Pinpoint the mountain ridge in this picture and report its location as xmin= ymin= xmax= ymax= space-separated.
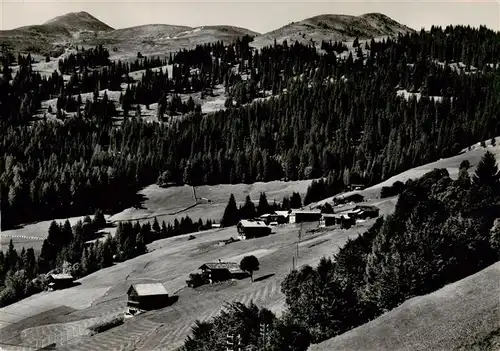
xmin=252 ymin=12 xmax=414 ymax=48
xmin=0 ymin=11 xmax=411 ymax=55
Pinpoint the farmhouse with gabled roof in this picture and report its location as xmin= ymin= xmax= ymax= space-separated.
xmin=199 ymin=261 xmax=249 ymax=283
xmin=127 ymin=283 xmax=170 ymax=313
xmin=237 ymin=219 xmax=271 ymax=240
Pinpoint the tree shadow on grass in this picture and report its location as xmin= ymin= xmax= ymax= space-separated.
xmin=253 ymin=273 xmax=275 ymax=282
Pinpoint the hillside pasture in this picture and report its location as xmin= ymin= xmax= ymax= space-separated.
xmin=2 ymin=180 xmax=313 ymax=252
xmin=310 ymin=260 xmax=500 ymax=351
xmin=1 ymin=214 xmax=111 ymax=254
xmin=313 ymin=140 xmax=500 ymax=208
xmin=0 ymin=218 xmax=378 ymax=350
xmin=109 ymin=179 xmax=315 ymax=225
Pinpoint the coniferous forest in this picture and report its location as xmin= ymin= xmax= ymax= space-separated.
xmin=2 ymin=26 xmax=500 ymax=229
xmin=182 ymin=152 xmax=500 ymax=350
xmin=2 ymin=23 xmax=500 ymax=345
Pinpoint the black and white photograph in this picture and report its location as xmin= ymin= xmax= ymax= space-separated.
xmin=0 ymin=0 xmax=499 ymax=350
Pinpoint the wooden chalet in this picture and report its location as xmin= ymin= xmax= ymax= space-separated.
xmin=259 ymin=212 xmax=288 ymax=225
xmin=289 ymin=209 xmax=322 ymax=224
xmin=319 ymin=214 xmax=339 ymax=227
xmin=346 ymin=205 xmax=380 ymax=220
xmin=274 ymin=211 xmax=290 ymax=223
xmin=237 ymin=220 xmax=271 ymax=240
xmin=199 ymin=261 xmax=248 ymax=283
xmin=319 ymin=214 xmax=355 ymax=229
xmin=354 ymin=205 xmax=380 ymax=219
xmin=348 ymin=184 xmax=365 ymax=191
xmin=47 ymin=273 xmax=75 ymax=291
xmin=127 ymin=283 xmax=169 ymax=313
xmin=334 ymin=193 xmax=365 ymax=205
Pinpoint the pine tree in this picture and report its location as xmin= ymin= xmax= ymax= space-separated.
xmin=152 ymin=217 xmax=161 ymax=232
xmin=257 ymin=192 xmax=270 ymax=216
xmin=5 ymin=239 xmax=18 ymax=272
xmin=161 ymin=221 xmax=168 ymax=237
xmin=472 ymin=151 xmax=499 ymax=187
xmin=81 ymin=248 xmax=89 ymax=275
xmin=136 ymin=231 xmax=147 ymax=255
xmin=93 ymin=209 xmax=106 ymax=229
xmin=458 ymin=160 xmax=471 ymax=181
xmin=290 ymin=192 xmax=302 ymax=209
xmin=25 ymin=248 xmax=37 ymax=278
xmin=62 ymin=219 xmax=73 ymax=247
xmin=221 ymin=194 xmax=240 ymax=227
xmin=241 ymin=195 xmax=256 ymax=219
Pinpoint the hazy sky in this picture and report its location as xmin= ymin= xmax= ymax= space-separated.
xmin=1 ymin=0 xmax=499 ymax=33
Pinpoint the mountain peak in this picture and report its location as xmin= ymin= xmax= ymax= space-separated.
xmin=359 ymin=12 xmax=391 ymax=19
xmin=44 ymin=11 xmax=113 ymax=32
xmin=252 ymin=12 xmax=414 ymax=48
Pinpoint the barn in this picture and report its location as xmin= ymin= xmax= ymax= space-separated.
xmin=354 ymin=205 xmax=380 ymax=219
xmin=47 ymin=273 xmax=75 ymax=291
xmin=274 ymin=211 xmax=290 ymax=223
xmin=319 ymin=214 xmax=355 ymax=229
xmin=259 ymin=212 xmax=288 ymax=225
xmin=198 ymin=262 xmax=248 ymax=283
xmin=127 ymin=283 xmax=170 ymax=313
xmin=289 ymin=210 xmax=322 ymax=224
xmin=237 ymin=220 xmax=271 ymax=240
xmin=319 ymin=214 xmax=338 ymax=227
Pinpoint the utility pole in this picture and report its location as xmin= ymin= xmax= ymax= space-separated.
xmin=226 ymin=333 xmax=234 ymax=351
xmin=296 ymin=222 xmax=302 ymax=265
xmin=226 ymin=333 xmax=242 ymax=351
xmin=235 ymin=333 xmax=242 ymax=351
xmin=260 ymin=323 xmax=268 ymax=350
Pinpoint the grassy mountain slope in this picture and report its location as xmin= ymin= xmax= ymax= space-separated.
xmin=91 ymin=24 xmax=260 ymax=61
xmin=43 ymin=11 xmax=114 ymax=32
xmin=307 ymin=138 xmax=500 ymax=351
xmin=99 ymin=24 xmax=192 ymax=42
xmin=0 ymin=11 xmax=259 ymax=57
xmin=1 ymin=180 xmax=314 ymax=253
xmin=0 ymin=218 xmax=376 ymax=349
xmin=310 ymin=260 xmax=500 ymax=351
xmin=252 ymin=12 xmax=414 ymax=48
xmin=313 ymin=138 xmax=500 ymax=208
xmin=0 ymin=11 xmax=112 ymax=53
xmin=0 ymin=11 xmax=410 ymax=56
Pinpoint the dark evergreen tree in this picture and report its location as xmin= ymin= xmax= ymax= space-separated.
xmin=241 ymin=195 xmax=256 ymax=219
xmin=290 ymin=193 xmax=302 ymax=209
xmin=221 ymin=194 xmax=240 ymax=227
xmin=472 ymin=151 xmax=499 ymax=187
xmin=257 ymin=192 xmax=270 ymax=216
xmin=152 ymin=217 xmax=161 ymax=233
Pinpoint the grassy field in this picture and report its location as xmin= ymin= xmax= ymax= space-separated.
xmin=0 ymin=214 xmax=112 ymax=254
xmin=1 ymin=179 xmax=313 ymax=253
xmin=109 ymin=180 xmax=315 ymax=225
xmin=313 ymin=141 xmax=500 ymax=207
xmin=310 ymin=260 xmax=500 ymax=351
xmin=0 ymin=218 xmax=377 ymax=350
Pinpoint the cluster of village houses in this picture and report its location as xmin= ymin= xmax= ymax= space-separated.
xmin=45 ymin=198 xmax=379 ymax=319
xmin=235 ymin=204 xmax=380 ymax=240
